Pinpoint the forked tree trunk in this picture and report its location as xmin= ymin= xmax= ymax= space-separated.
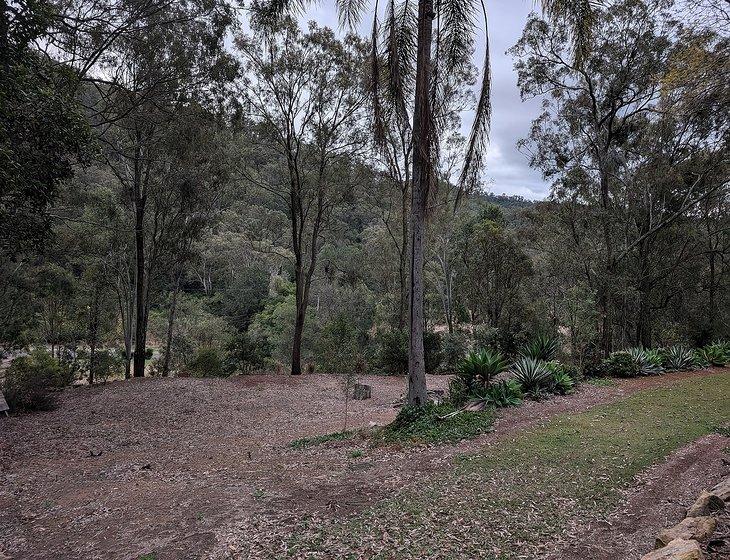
xmin=161 ymin=276 xmax=180 ymax=377
xmin=406 ymin=0 xmax=434 ymax=407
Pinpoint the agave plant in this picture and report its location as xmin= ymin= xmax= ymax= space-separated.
xmin=510 ymin=357 xmax=552 ymax=396
xmin=696 ymin=341 xmax=730 ymax=367
xmin=520 ymin=334 xmax=559 ymax=362
xmin=480 ymin=379 xmax=523 ymax=408
xmin=457 ymin=348 xmax=510 ymax=388
xmin=626 ymin=347 xmax=664 ymax=376
xmin=661 ymin=346 xmax=695 ymax=372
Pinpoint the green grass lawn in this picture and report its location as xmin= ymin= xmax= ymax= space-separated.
xmin=273 ymin=372 xmax=729 ymax=559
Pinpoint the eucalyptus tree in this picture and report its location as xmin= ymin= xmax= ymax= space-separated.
xmin=513 ymin=0 xmax=728 ymax=352
xmin=253 ymin=0 xmax=598 ymax=404
xmin=88 ymin=1 xmax=234 ymax=377
xmin=235 ymin=21 xmax=368 ymax=375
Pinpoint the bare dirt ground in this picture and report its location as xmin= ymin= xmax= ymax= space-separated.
xmin=0 ymin=369 xmax=725 ymax=560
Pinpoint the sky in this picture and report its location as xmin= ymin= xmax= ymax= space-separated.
xmin=293 ymin=1 xmax=551 ymax=200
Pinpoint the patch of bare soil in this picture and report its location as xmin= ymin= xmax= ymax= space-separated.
xmin=0 ymin=368 xmax=724 ymax=560
xmin=544 ymin=433 xmax=730 ymax=560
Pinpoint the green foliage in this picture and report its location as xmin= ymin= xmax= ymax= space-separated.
xmin=660 ymin=346 xmax=696 ymax=371
xmin=379 ymin=403 xmax=494 ymax=445
xmin=597 ymin=351 xmax=641 ymax=378
xmin=472 ymin=325 xmax=528 ymax=358
xmin=626 ymin=347 xmax=664 ymax=375
xmin=376 ymin=330 xmax=441 ymax=375
xmin=424 ymin=331 xmax=442 ymax=374
xmin=520 ymin=334 xmax=559 ymax=361
xmin=376 ymin=330 xmax=408 ymax=375
xmin=695 ymin=341 xmax=730 ymax=366
xmin=187 ymin=348 xmax=226 ymax=378
xmin=456 ymin=348 xmax=509 ymax=389
xmin=550 ymin=369 xmax=575 ymax=395
xmin=439 ymin=332 xmax=468 ymax=373
xmin=290 ymin=431 xmax=355 ymax=449
xmin=510 ymin=357 xmax=552 ymax=396
xmin=474 ymin=379 xmax=523 ymax=408
xmin=223 ymin=332 xmax=267 ymax=375
xmin=90 ymin=350 xmax=124 ymax=383
xmin=2 ymin=349 xmax=70 ymax=411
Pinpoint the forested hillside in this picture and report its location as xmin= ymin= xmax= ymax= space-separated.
xmin=0 ymin=0 xmax=727 ymax=385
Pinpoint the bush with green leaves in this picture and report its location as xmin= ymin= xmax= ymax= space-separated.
xmin=695 ymin=341 xmax=729 ymax=366
xmin=376 ymin=329 xmax=441 ymax=375
xmin=510 ymin=357 xmax=552 ymax=397
xmin=660 ymin=346 xmax=696 ymax=372
xmin=187 ymin=348 xmax=227 ymax=378
xmin=520 ymin=334 xmax=559 ymax=362
xmin=439 ymin=332 xmax=468 ymax=373
xmin=223 ymin=332 xmax=268 ymax=375
xmin=473 ymin=325 xmax=528 ymax=358
xmin=474 ymin=379 xmax=523 ymax=407
xmin=627 ymin=347 xmax=664 ymax=376
xmin=2 ymin=349 xmax=70 ymax=411
xmin=545 ymin=361 xmax=579 ymax=394
xmin=456 ymin=348 xmax=510 ymax=389
xmin=596 ymin=351 xmax=641 ymax=378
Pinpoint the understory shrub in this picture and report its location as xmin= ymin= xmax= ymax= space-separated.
xmin=2 ymin=350 xmax=70 ymax=411
xmin=473 ymin=379 xmax=523 ymax=407
xmin=377 ymin=330 xmax=441 ymax=375
xmin=223 ymin=332 xmax=268 ymax=375
xmin=593 ymin=352 xmax=640 ymax=378
xmin=187 ymin=348 xmax=226 ymax=378
xmin=439 ymin=332 xmax=468 ymax=373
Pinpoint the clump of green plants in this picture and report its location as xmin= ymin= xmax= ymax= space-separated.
xmin=376 ymin=330 xmax=441 ymax=375
xmin=474 ymin=379 xmax=523 ymax=407
xmin=520 ymin=334 xmax=559 ymax=361
xmin=378 ymin=403 xmax=494 ymax=445
xmin=457 ymin=348 xmax=510 ymax=388
xmin=187 ymin=348 xmax=227 ymax=378
xmin=509 ymin=357 xmax=552 ymax=397
xmin=2 ymin=349 xmax=71 ymax=411
xmin=695 ymin=341 xmax=729 ymax=367
xmin=660 ymin=346 xmax=695 ymax=372
xmin=593 ymin=351 xmax=641 ymax=378
xmin=627 ymin=347 xmax=664 ymax=375
xmin=289 ymin=430 xmax=355 ymax=449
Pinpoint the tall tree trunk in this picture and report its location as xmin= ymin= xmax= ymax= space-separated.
xmin=161 ymin=275 xmax=180 ymax=377
xmin=407 ymin=0 xmax=434 ymax=407
xmin=291 ymin=258 xmax=305 ymax=375
xmin=398 ymin=182 xmax=409 ymax=329
xmin=133 ymin=198 xmax=146 ymax=377
xmin=88 ymin=287 xmax=100 ymax=385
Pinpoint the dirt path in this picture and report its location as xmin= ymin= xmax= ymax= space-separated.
xmin=0 ymin=368 xmax=725 ymax=560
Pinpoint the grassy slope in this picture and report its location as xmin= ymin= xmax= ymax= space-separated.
xmin=277 ymin=372 xmax=729 ymax=559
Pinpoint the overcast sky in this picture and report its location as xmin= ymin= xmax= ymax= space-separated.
xmin=292 ymin=1 xmax=550 ymax=200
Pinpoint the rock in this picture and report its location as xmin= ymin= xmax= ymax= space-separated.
xmin=352 ymin=383 xmax=372 ymax=400
xmin=655 ymin=516 xmax=716 ymax=549
xmin=710 ymin=477 xmax=730 ymax=502
xmin=641 ymin=539 xmax=703 ymax=560
xmin=686 ymin=490 xmax=725 ymax=517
